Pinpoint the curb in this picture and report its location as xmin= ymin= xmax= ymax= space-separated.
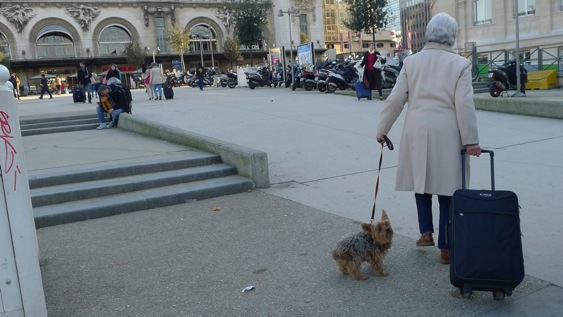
xmin=118 ymin=114 xmax=270 ymax=188
xmin=336 ymin=90 xmax=563 ymax=120
xmin=473 ymin=96 xmax=563 ymax=119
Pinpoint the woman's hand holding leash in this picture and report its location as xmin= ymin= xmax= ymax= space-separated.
xmin=376 ymin=133 xmax=394 ymax=150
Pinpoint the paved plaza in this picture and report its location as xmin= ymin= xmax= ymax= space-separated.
xmin=17 ymin=85 xmax=563 ymax=316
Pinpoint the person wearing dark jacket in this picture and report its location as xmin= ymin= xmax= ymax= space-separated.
xmin=104 ymin=64 xmax=122 ymax=83
xmin=196 ymin=64 xmax=206 ymax=90
xmin=9 ymin=73 xmax=20 ymax=100
xmin=359 ymin=43 xmax=384 ymax=100
xmin=38 ymin=74 xmax=52 ymax=99
xmin=95 ymin=85 xmax=123 ymax=129
xmin=77 ymin=62 xmax=92 ymax=103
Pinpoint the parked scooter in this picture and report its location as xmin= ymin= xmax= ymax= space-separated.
xmin=226 ymin=71 xmax=238 ymax=88
xmin=315 ymin=60 xmax=337 ymax=92
xmin=246 ymin=67 xmax=274 ymax=89
xmin=488 ymin=59 xmax=527 ymax=97
xmin=166 ymin=73 xmax=180 ymax=87
xmin=381 ymin=62 xmax=400 ymax=89
xmin=325 ymin=61 xmax=359 ymax=93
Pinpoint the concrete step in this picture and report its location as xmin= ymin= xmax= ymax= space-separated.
xmin=20 ymin=114 xmax=104 ymax=136
xmin=28 ymin=153 xmax=222 ymax=188
xmin=33 ymin=175 xmax=254 ymax=228
xmin=31 ymin=163 xmax=237 ymax=207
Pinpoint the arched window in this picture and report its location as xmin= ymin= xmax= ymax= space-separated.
xmin=99 ymin=25 xmax=132 ymax=56
xmin=0 ymin=32 xmax=8 ymax=57
xmin=189 ymin=24 xmax=216 ymax=53
xmin=36 ymin=25 xmax=74 ymax=58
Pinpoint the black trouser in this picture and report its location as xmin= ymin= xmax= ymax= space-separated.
xmin=39 ymin=87 xmax=52 ymax=99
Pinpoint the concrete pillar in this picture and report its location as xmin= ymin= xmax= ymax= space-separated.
xmin=0 ymin=65 xmax=47 ymax=316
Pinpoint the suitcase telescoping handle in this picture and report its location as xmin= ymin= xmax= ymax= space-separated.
xmin=461 ymin=149 xmax=495 ymax=190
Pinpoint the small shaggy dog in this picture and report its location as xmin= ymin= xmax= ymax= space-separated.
xmin=332 ymin=210 xmax=393 ymax=280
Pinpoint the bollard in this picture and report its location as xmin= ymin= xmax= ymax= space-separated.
xmin=0 ymin=65 xmax=47 ymax=316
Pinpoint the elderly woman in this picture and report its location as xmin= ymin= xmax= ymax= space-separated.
xmin=375 ymin=13 xmax=482 ymax=264
xmin=149 ymin=62 xmax=165 ymax=100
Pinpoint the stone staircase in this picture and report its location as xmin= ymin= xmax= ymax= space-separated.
xmin=22 ymin=115 xmax=255 ymax=228
xmin=20 ymin=114 xmax=101 ymax=136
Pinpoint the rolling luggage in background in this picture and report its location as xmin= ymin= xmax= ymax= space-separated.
xmin=449 ymin=149 xmax=524 ymax=300
xmin=72 ymin=88 xmax=85 ymax=103
xmin=163 ymin=85 xmax=174 ymax=100
xmin=355 ymin=82 xmax=371 ymax=100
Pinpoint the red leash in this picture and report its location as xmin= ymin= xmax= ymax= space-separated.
xmin=371 ymin=136 xmax=394 ymax=221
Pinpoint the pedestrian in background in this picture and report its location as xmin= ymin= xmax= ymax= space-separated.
xmin=104 ymin=64 xmax=122 ymax=84
xmin=77 ymin=62 xmax=92 ymax=103
xmin=90 ymin=73 xmax=100 ymax=99
xmin=142 ymin=64 xmax=153 ymax=100
xmin=360 ymin=43 xmax=384 ymax=100
xmin=376 ymin=12 xmax=481 ymax=265
xmin=9 ymin=73 xmax=20 ymax=100
xmin=54 ymin=74 xmax=62 ymax=95
xmin=149 ymin=62 xmax=165 ymax=100
xmin=196 ymin=64 xmax=206 ymax=91
xmin=38 ymin=74 xmax=53 ymax=100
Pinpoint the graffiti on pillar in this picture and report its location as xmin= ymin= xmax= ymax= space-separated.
xmin=0 ymin=5 xmax=36 ymax=33
xmin=0 ymin=111 xmax=22 ymax=191
xmin=66 ymin=5 xmax=101 ymax=31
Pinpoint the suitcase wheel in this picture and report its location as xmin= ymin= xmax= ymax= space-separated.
xmin=460 ymin=288 xmax=472 ymax=299
xmin=357 ymin=97 xmax=360 ymax=100
xmin=493 ymin=290 xmax=506 ymax=300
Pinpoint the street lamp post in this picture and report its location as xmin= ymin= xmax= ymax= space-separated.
xmin=199 ymin=37 xmax=204 ymax=66
xmin=146 ymin=47 xmax=160 ymax=63
xmin=278 ymin=8 xmax=300 ymax=87
xmin=513 ymin=0 xmax=525 ymax=97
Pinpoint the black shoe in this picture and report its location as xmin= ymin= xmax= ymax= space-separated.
xmin=50 ymin=96 xmax=53 ymax=99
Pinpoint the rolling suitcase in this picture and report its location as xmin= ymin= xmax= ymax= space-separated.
xmin=73 ymin=89 xmax=85 ymax=103
xmin=163 ymin=85 xmax=174 ymax=100
xmin=449 ymin=149 xmax=524 ymax=300
xmin=355 ymin=82 xmax=371 ymax=100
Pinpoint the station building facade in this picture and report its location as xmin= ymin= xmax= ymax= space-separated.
xmin=0 ymin=0 xmax=325 ymax=88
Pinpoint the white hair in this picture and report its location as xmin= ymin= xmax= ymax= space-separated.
xmin=426 ymin=12 xmax=458 ymax=46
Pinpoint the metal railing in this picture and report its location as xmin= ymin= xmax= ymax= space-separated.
xmin=464 ymin=45 xmax=563 ymax=81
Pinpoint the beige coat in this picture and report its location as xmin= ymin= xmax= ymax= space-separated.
xmin=377 ymin=43 xmax=479 ymax=196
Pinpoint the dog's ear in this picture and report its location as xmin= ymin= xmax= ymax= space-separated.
xmin=361 ymin=223 xmax=372 ymax=234
xmin=381 ymin=210 xmax=389 ymax=221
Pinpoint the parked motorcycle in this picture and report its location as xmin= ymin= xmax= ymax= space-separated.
xmin=219 ymin=71 xmax=238 ymax=88
xmin=166 ymin=73 xmax=180 ymax=87
xmin=488 ymin=59 xmax=527 ymax=97
xmin=291 ymin=67 xmax=305 ymax=91
xmin=246 ymin=67 xmax=274 ymax=89
xmin=315 ymin=60 xmax=337 ymax=92
xmin=296 ymin=67 xmax=316 ymax=91
xmin=325 ymin=61 xmax=359 ymax=93
xmin=381 ymin=62 xmax=400 ymax=89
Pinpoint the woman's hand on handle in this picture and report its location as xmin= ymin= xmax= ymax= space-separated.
xmin=465 ymin=144 xmax=481 ymax=157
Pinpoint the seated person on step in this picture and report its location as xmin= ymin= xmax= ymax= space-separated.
xmin=96 ymin=85 xmax=123 ymax=130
